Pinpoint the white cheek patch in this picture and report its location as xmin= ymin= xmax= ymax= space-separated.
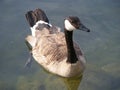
xmin=64 ymin=20 xmax=76 ymax=31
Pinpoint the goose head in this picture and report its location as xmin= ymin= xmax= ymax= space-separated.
xmin=64 ymin=16 xmax=90 ymax=32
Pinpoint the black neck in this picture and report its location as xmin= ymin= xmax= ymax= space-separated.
xmin=64 ymin=29 xmax=78 ymax=63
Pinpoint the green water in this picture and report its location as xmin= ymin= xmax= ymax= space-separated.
xmin=0 ymin=0 xmax=120 ymax=90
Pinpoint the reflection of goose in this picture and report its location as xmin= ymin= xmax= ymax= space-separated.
xmin=25 ymin=8 xmax=90 ymax=77
xmin=62 ymin=75 xmax=83 ymax=90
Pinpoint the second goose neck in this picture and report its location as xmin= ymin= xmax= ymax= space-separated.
xmin=64 ymin=29 xmax=78 ymax=63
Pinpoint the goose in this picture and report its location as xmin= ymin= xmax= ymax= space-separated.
xmin=25 ymin=8 xmax=90 ymax=77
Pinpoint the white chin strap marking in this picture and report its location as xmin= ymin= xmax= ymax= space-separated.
xmin=64 ymin=20 xmax=76 ymax=31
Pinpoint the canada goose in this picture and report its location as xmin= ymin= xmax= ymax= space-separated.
xmin=25 ymin=8 xmax=90 ymax=77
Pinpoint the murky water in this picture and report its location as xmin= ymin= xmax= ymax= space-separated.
xmin=0 ymin=0 xmax=120 ymax=90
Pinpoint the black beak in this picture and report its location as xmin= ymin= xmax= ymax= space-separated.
xmin=79 ymin=24 xmax=90 ymax=32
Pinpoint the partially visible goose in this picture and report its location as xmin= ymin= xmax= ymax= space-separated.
xmin=25 ymin=8 xmax=90 ymax=77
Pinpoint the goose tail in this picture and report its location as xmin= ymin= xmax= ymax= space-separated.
xmin=25 ymin=8 xmax=51 ymax=36
xmin=25 ymin=8 xmax=49 ymax=27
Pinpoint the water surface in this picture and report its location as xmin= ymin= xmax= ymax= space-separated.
xmin=0 ymin=0 xmax=120 ymax=90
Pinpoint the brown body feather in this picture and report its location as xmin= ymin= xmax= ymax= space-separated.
xmin=25 ymin=8 xmax=87 ymax=77
xmin=26 ymin=28 xmax=85 ymax=77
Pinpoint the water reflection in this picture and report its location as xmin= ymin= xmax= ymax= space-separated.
xmin=18 ymin=67 xmax=83 ymax=90
xmin=43 ymin=71 xmax=83 ymax=90
xmin=61 ymin=75 xmax=83 ymax=90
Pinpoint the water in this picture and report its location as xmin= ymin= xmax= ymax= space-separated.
xmin=0 ymin=0 xmax=120 ymax=90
